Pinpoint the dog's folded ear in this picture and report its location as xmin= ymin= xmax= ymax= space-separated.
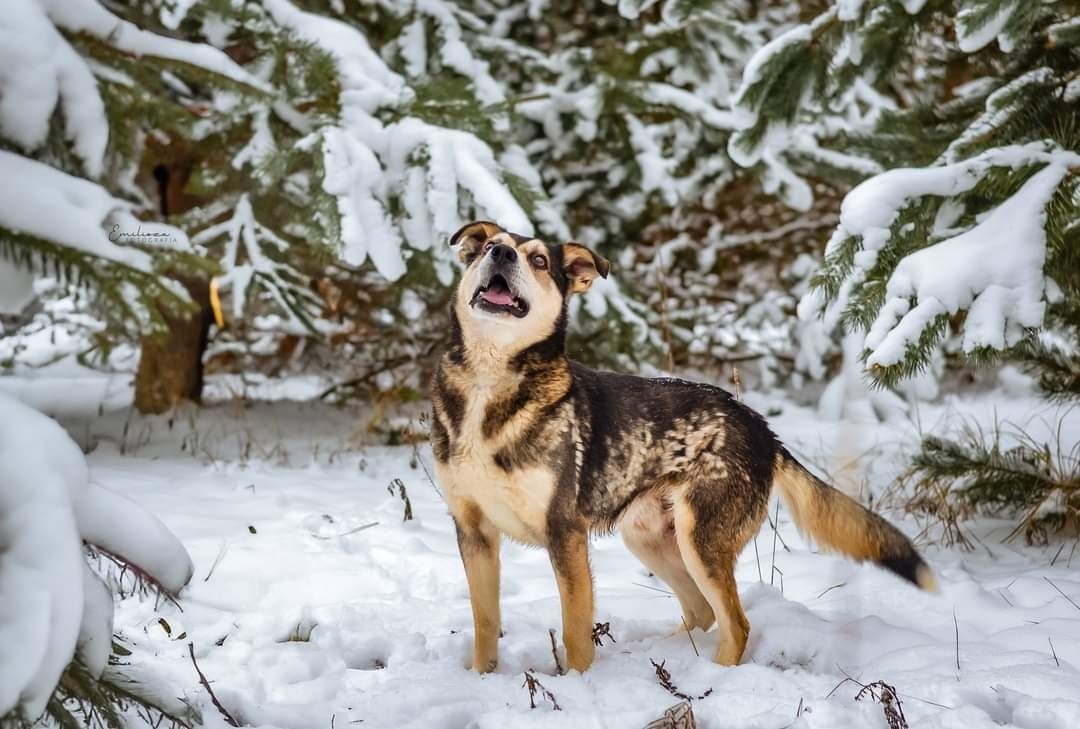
xmin=562 ymin=242 xmax=610 ymax=294
xmin=449 ymin=220 xmax=504 ymax=263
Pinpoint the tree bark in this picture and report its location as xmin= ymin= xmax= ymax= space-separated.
xmin=134 ymin=276 xmax=212 ymax=414
xmin=133 ymin=134 xmax=214 ymax=415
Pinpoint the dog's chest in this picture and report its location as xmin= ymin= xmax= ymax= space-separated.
xmin=438 ymin=392 xmax=556 ymax=545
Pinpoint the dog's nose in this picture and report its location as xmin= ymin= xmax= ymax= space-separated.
xmin=488 ymin=244 xmax=517 ymax=264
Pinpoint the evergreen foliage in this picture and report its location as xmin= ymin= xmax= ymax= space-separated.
xmin=1 ymin=0 xmax=844 ymax=394
xmin=905 ymin=418 xmax=1080 ymax=544
xmin=732 ymin=0 xmax=1080 ymax=389
xmin=734 ymin=0 xmax=1080 ymax=535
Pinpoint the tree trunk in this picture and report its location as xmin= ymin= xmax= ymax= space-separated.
xmin=133 ymin=134 xmax=214 ymax=415
xmin=134 ymin=276 xmax=212 ymax=414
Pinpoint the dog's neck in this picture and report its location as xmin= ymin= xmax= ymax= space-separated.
xmin=445 ymin=308 xmax=570 ymax=385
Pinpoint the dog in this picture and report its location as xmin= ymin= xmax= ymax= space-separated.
xmin=430 ymin=220 xmax=936 ymax=674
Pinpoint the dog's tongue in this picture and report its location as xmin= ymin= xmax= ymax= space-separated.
xmin=481 ymin=287 xmax=514 ymax=306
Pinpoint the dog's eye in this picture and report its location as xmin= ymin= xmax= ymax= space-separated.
xmin=531 ymin=254 xmax=548 ymax=270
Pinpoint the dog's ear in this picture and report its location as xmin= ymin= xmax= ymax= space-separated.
xmin=562 ymin=242 xmax=609 ymax=294
xmin=449 ymin=220 xmax=504 ymax=263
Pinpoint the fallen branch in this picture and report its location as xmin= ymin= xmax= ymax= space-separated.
xmin=188 ymin=643 xmax=240 ymax=727
xmin=549 ymin=629 xmax=565 ymax=675
xmin=650 ymin=660 xmax=712 ymax=702
xmin=522 ymin=671 xmax=561 ymax=711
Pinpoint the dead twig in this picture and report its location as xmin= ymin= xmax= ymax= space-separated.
xmin=522 ymin=671 xmax=561 ymax=711
xmin=592 ymin=622 xmax=616 ymax=647
xmin=387 ymin=479 xmax=413 ymax=521
xmin=549 ymin=629 xmax=565 ymax=676
xmin=642 ymin=701 xmax=696 ymax=729
xmin=855 ymin=681 xmax=908 ymax=729
xmin=650 ymin=660 xmax=712 ymax=702
xmin=826 ymin=676 xmax=908 ymax=729
xmin=188 ymin=643 xmax=239 ymax=727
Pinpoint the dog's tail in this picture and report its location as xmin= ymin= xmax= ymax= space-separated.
xmin=772 ymin=449 xmax=937 ymax=591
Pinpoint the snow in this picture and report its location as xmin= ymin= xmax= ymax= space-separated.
xmin=815 ymin=144 xmax=1079 ymax=368
xmin=865 ymin=161 xmax=1063 ymax=365
xmin=956 ymin=0 xmax=1020 ymax=53
xmin=39 ymin=0 xmax=268 ymax=92
xmin=943 ymin=69 xmax=1055 ymax=164
xmin=264 ymin=0 xmax=537 ymax=280
xmin=0 ymin=151 xmax=190 ymax=271
xmin=730 ymin=20 xmax=819 ymax=130
xmin=0 ymin=389 xmax=193 ymax=719
xmin=3 ymin=369 xmax=1079 ymax=728
xmin=0 ymin=0 xmax=108 ymax=177
xmin=191 ymin=194 xmax=307 ymax=323
xmin=640 ymin=83 xmax=736 ymax=130
xmin=0 ymin=259 xmax=35 ymax=315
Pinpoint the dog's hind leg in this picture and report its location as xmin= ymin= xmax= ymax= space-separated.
xmin=671 ymin=482 xmax=764 ymax=666
xmin=619 ymin=494 xmax=714 ymax=631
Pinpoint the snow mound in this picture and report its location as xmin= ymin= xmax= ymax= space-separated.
xmin=0 ymin=391 xmax=193 ymax=720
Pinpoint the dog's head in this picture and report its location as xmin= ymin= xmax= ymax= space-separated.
xmin=448 ymin=220 xmax=609 ymax=356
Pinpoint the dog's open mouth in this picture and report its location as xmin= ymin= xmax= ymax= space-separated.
xmin=471 ymin=274 xmax=529 ymax=318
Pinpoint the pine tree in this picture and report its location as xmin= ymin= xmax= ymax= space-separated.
xmin=4 ymin=0 xmax=883 ymax=410
xmin=730 ymin=0 xmax=1080 ymax=388
xmin=730 ymin=0 xmax=1080 ymax=535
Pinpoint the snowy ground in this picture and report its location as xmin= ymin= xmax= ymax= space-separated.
xmin=3 ymin=364 xmax=1080 ymax=729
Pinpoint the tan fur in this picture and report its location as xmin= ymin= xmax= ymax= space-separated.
xmin=451 ymin=221 xmax=504 ymax=263
xmin=562 ymin=242 xmax=609 ymax=293
xmin=550 ymin=529 xmax=596 ymax=672
xmin=619 ymin=495 xmax=714 ymax=631
xmin=453 ymin=236 xmax=565 ymax=362
xmin=671 ymin=489 xmax=751 ymax=665
xmin=435 ymin=221 xmax=930 ymax=675
xmin=446 ymin=498 xmax=501 ymax=672
xmin=773 ymin=455 xmax=939 ymax=591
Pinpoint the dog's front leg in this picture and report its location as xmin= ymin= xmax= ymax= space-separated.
xmin=549 ymin=527 xmax=595 ymax=672
xmin=452 ymin=500 xmax=501 ymax=673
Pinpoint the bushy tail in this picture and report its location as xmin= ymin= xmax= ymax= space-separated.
xmin=772 ymin=450 xmax=937 ymax=591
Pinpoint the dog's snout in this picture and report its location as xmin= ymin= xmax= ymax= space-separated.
xmin=488 ymin=243 xmax=517 ymax=264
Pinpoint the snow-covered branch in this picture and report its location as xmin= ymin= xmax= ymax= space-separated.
xmin=0 ymin=391 xmax=193 ymax=721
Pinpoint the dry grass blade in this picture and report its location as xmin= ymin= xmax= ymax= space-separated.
xmin=649 ymin=660 xmax=712 ymax=702
xmin=522 ymin=671 xmax=561 ymax=711
xmin=681 ymin=618 xmax=699 ymax=657
xmin=1043 ymin=576 xmax=1080 ymax=612
xmin=953 ymin=608 xmax=961 ymax=671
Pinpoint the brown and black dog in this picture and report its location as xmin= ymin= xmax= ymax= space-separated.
xmin=430 ymin=220 xmax=936 ymax=674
